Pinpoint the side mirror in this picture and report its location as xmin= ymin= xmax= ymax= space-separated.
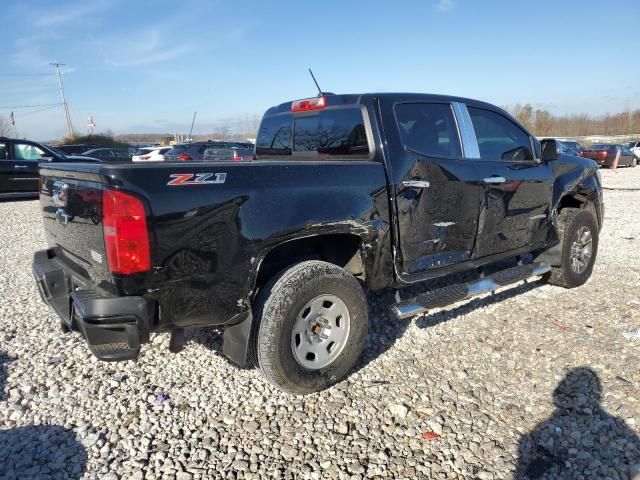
xmin=540 ymin=139 xmax=560 ymax=162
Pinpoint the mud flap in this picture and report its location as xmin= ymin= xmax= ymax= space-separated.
xmin=222 ymin=312 xmax=253 ymax=368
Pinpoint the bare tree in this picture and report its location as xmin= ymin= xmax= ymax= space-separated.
xmin=504 ymin=105 xmax=640 ymax=137
xmin=0 ymin=117 xmax=13 ymax=136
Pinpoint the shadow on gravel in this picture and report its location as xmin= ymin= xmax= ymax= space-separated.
xmin=515 ymin=368 xmax=640 ymax=480
xmin=0 ymin=351 xmax=13 ymax=401
xmin=0 ymin=352 xmax=88 ymax=479
xmin=0 ymin=196 xmax=38 ymax=203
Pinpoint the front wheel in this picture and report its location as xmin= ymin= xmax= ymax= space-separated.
xmin=544 ymin=208 xmax=598 ymax=288
xmin=252 ymin=261 xmax=368 ymax=394
xmin=632 ymin=156 xmax=638 ymax=168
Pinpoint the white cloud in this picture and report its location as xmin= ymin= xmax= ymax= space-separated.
xmin=11 ymin=34 xmax=51 ymax=68
xmin=91 ymin=29 xmax=194 ymax=67
xmin=435 ymin=0 xmax=456 ymax=12
xmin=32 ymin=0 xmax=111 ymax=27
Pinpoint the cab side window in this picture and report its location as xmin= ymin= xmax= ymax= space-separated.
xmin=14 ymin=143 xmax=45 ymax=161
xmin=395 ymin=103 xmax=461 ymax=158
xmin=468 ymin=107 xmax=533 ymax=161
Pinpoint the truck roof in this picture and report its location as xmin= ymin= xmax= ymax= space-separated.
xmin=264 ymin=92 xmax=500 ymax=116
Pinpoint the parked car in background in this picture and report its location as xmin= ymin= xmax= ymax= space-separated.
xmin=131 ymin=146 xmax=172 ymax=162
xmin=540 ymin=138 xmax=582 ymax=157
xmin=0 ymin=137 xmax=97 ymax=198
xmin=203 ymin=143 xmax=254 ymax=162
xmin=164 ymin=141 xmax=254 ymax=161
xmin=560 ymin=140 xmax=585 ymax=155
xmin=54 ymin=144 xmax=100 ymax=155
xmin=628 ymin=140 xmax=640 ymax=158
xmin=82 ymin=148 xmax=131 ymax=163
xmin=581 ymin=144 xmax=637 ymax=167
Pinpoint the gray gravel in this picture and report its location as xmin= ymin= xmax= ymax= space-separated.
xmin=1 ymin=167 xmax=639 ymax=479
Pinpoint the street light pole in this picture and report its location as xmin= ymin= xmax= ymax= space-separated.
xmin=50 ymin=62 xmax=74 ymax=137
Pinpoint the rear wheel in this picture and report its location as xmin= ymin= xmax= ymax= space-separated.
xmin=632 ymin=156 xmax=638 ymax=168
xmin=251 ymin=261 xmax=368 ymax=394
xmin=544 ymin=208 xmax=598 ymax=288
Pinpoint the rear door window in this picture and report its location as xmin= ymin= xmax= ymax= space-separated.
xmin=468 ymin=107 xmax=533 ymax=161
xmin=256 ymin=108 xmax=369 ymax=159
xmin=395 ymin=103 xmax=461 ymax=158
xmin=0 ymin=142 xmax=7 ymax=160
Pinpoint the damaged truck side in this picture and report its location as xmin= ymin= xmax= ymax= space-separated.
xmin=32 ymin=93 xmax=603 ymax=393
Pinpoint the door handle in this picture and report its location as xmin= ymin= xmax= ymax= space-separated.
xmin=402 ymin=180 xmax=431 ymax=188
xmin=483 ymin=176 xmax=506 ymax=184
xmin=14 ymin=165 xmax=29 ymax=169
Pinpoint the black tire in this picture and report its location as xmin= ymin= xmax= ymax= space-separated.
xmin=632 ymin=156 xmax=638 ymax=168
xmin=544 ymin=208 xmax=598 ymax=288
xmin=250 ymin=261 xmax=368 ymax=394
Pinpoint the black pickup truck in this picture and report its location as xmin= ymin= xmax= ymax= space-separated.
xmin=32 ymin=93 xmax=603 ymax=393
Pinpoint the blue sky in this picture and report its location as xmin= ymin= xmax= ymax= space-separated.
xmin=2 ymin=0 xmax=639 ymax=140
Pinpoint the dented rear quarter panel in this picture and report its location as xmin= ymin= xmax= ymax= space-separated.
xmin=95 ymin=161 xmax=392 ymax=330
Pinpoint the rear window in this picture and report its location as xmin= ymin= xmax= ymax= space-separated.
xmin=256 ymin=108 xmax=369 ymax=159
xmin=134 ymin=148 xmax=154 ymax=155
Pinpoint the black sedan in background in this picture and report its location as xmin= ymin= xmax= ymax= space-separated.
xmin=560 ymin=140 xmax=585 ymax=155
xmin=0 ymin=137 xmax=97 ymax=198
xmin=82 ymin=148 xmax=131 ymax=162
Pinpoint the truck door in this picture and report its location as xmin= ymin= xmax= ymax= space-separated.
xmin=383 ymin=100 xmax=484 ymax=276
xmin=0 ymin=140 xmax=11 ymax=193
xmin=465 ymin=106 xmax=553 ymax=257
xmin=8 ymin=141 xmax=43 ymax=193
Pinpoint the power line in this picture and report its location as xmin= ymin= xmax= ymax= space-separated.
xmin=0 ymin=103 xmax=63 ymax=109
xmin=15 ymin=104 xmax=62 ymax=118
xmin=0 ymin=73 xmax=56 ymax=77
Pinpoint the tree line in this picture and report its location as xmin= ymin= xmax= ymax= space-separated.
xmin=504 ymin=104 xmax=640 ymax=138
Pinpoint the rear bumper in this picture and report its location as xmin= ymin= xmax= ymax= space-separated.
xmin=32 ymin=249 xmax=153 ymax=361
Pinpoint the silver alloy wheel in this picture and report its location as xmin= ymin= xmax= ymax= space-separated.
xmin=569 ymin=225 xmax=593 ymax=274
xmin=291 ymin=294 xmax=351 ymax=370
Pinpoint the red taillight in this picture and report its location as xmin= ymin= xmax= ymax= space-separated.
xmin=601 ymin=151 xmax=608 ymax=159
xmin=291 ymin=96 xmax=326 ymax=112
xmin=139 ymin=155 xmax=151 ymax=161
xmin=232 ymin=152 xmax=243 ymax=161
xmin=102 ymin=189 xmax=150 ymax=275
xmin=177 ymin=154 xmax=192 ymax=161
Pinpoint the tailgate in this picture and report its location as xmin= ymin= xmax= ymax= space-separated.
xmin=39 ymin=164 xmax=112 ymax=287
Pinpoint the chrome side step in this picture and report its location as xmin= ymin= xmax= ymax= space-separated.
xmin=392 ymin=262 xmax=551 ymax=320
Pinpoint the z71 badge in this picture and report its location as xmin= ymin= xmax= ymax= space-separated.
xmin=167 ymin=173 xmax=227 ymax=186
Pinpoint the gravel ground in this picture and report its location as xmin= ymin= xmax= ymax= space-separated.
xmin=1 ymin=167 xmax=639 ymax=480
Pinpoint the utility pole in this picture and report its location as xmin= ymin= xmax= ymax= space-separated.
xmin=189 ymin=111 xmax=197 ymax=141
xmin=87 ymin=114 xmax=95 ymax=135
xmin=50 ymin=62 xmax=74 ymax=137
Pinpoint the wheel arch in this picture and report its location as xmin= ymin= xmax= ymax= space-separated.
xmin=536 ymin=188 xmax=600 ymax=266
xmin=252 ymin=233 xmax=367 ymax=297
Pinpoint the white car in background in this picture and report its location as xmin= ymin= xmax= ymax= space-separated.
xmin=628 ymin=140 xmax=640 ymax=159
xmin=131 ymin=146 xmax=171 ymax=162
